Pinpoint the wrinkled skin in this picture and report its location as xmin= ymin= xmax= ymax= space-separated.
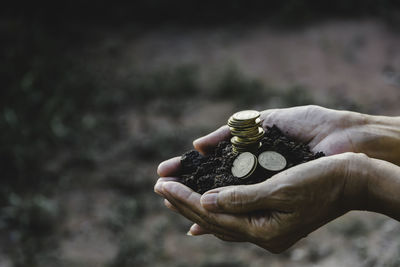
xmin=154 ymin=105 xmax=400 ymax=253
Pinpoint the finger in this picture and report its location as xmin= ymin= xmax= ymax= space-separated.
xmin=163 ymin=189 xmax=238 ymax=238
xmin=200 ymin=177 xmax=293 ymax=213
xmin=201 ymin=156 xmax=334 ymax=214
xmin=193 ymin=125 xmax=231 ymax=155
xmin=188 ymin=223 xmax=210 ymax=235
xmin=156 ymin=177 xmax=181 ymax=183
xmin=188 ymin=224 xmax=243 ymax=242
xmin=164 ymin=199 xmax=178 ymax=212
xmin=157 ymin=157 xmax=181 ymax=177
xmin=161 ymin=182 xmax=248 ymax=237
xmin=200 ymin=184 xmax=269 ymax=213
xmin=154 ymin=177 xmax=181 ymax=196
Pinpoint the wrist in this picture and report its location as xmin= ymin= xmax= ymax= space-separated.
xmin=353 ymin=113 xmax=400 ymax=165
xmin=338 ymin=152 xmax=371 ymax=212
xmin=365 ymin=158 xmax=400 ymax=220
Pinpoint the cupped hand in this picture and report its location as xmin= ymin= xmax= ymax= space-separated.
xmin=261 ymin=105 xmax=366 ymax=156
xmin=157 ymin=104 xmax=390 ymax=182
xmin=154 ymin=105 xmax=398 ymax=252
xmin=157 ymin=152 xmax=368 ymax=253
xmin=262 ymin=105 xmax=400 ymax=165
xmin=155 ymin=105 xmax=362 ymax=245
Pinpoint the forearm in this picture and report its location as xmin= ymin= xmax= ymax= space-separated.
xmin=364 ymin=157 xmax=400 ymax=221
xmin=353 ymin=114 xmax=400 ymax=165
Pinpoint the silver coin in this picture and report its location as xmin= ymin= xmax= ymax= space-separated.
xmin=258 ymin=151 xmax=287 ymax=171
xmin=231 ymin=152 xmax=257 ymax=178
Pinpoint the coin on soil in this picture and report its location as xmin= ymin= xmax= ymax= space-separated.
xmin=258 ymin=151 xmax=287 ymax=171
xmin=231 ymin=152 xmax=257 ymax=178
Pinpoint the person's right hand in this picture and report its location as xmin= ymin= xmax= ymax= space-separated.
xmin=155 ymin=105 xmax=400 ymax=248
xmin=158 ymin=152 xmax=371 ymax=253
xmin=261 ymin=105 xmax=400 ymax=165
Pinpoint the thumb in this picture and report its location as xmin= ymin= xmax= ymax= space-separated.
xmin=193 ymin=125 xmax=231 ymax=155
xmin=200 ymin=183 xmax=279 ymax=213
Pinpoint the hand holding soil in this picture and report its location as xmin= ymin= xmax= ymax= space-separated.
xmin=261 ymin=105 xmax=400 ymax=165
xmin=155 ymin=105 xmax=400 ymax=253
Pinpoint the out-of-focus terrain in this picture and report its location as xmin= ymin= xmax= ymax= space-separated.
xmin=1 ymin=4 xmax=400 ymax=267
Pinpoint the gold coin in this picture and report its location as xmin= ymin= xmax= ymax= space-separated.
xmin=231 ymin=152 xmax=257 ymax=178
xmin=234 ymin=138 xmax=258 ymax=145
xmin=232 ymin=110 xmax=260 ymax=121
xmin=235 ymin=131 xmax=264 ymax=142
xmin=230 ymin=124 xmax=260 ymax=132
xmin=258 ymin=151 xmax=287 ymax=171
xmin=231 ymin=136 xmax=258 ymax=146
xmin=228 ymin=118 xmax=257 ymax=125
xmin=230 ymin=130 xmax=260 ymax=138
xmin=243 ymin=128 xmax=265 ymax=141
xmin=228 ymin=118 xmax=261 ymax=128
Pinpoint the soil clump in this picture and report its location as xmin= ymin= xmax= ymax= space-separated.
xmin=179 ymin=126 xmax=325 ymax=194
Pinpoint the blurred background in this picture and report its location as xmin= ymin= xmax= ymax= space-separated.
xmin=1 ymin=1 xmax=400 ymax=266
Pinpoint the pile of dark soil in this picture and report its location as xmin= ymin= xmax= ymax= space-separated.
xmin=180 ymin=126 xmax=325 ymax=194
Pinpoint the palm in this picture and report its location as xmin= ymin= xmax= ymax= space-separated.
xmin=261 ymin=105 xmax=358 ymax=155
xmin=158 ymin=105 xmax=358 ymax=178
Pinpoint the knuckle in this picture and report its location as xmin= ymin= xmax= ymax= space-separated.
xmin=336 ymin=152 xmax=369 ymax=165
xmin=305 ymin=104 xmax=322 ymax=114
xmin=353 ymin=152 xmax=369 ymax=161
xmin=305 ymin=104 xmax=319 ymax=110
xmin=227 ymin=188 xmax=244 ymax=209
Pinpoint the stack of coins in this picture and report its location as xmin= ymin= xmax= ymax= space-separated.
xmin=228 ymin=110 xmax=265 ymax=154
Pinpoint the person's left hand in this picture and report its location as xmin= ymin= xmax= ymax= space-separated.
xmin=155 ymin=152 xmax=368 ymax=253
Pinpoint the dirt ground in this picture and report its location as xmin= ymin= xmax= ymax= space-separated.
xmin=130 ymin=19 xmax=400 ymax=115
xmin=5 ymin=19 xmax=400 ymax=267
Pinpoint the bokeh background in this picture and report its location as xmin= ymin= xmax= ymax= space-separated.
xmin=1 ymin=1 xmax=400 ymax=266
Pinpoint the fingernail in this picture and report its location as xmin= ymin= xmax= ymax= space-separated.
xmin=190 ymin=224 xmax=200 ymax=232
xmin=200 ymin=193 xmax=219 ymax=211
xmin=190 ymin=224 xmax=202 ymax=235
xmin=186 ymin=230 xmax=193 ymax=236
xmin=193 ymin=138 xmax=200 ymax=145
